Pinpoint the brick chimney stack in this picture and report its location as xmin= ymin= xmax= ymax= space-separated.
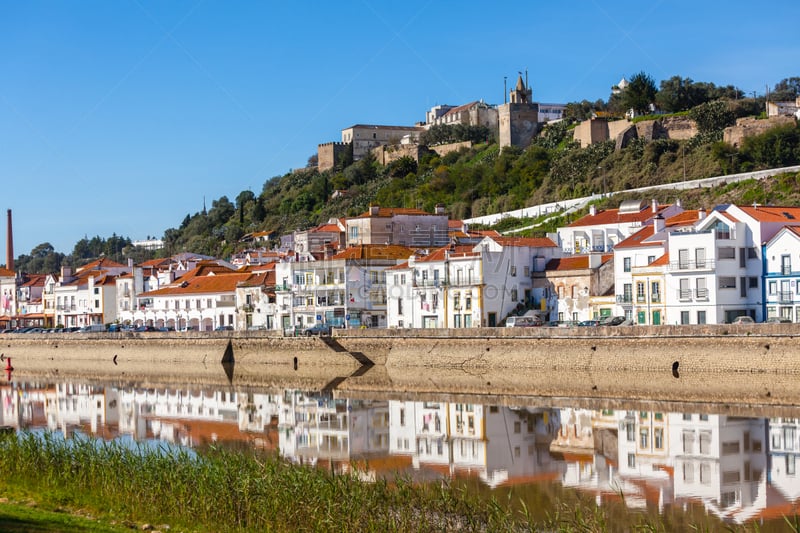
xmin=6 ymin=209 xmax=13 ymax=272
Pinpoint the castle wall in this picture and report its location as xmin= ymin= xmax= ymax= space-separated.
xmin=498 ymin=102 xmax=539 ymax=149
xmin=317 ymin=142 xmax=348 ymax=172
xmin=371 ymin=143 xmax=423 ymax=166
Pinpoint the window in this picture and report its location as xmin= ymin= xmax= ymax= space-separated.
xmin=714 ymin=221 xmax=731 ymax=239
xmin=640 ymin=428 xmax=649 ymax=448
xmin=511 ymin=289 xmax=518 ymax=302
xmin=636 ymin=282 xmax=645 ymax=303
xmin=788 ymin=455 xmax=796 ymax=476
xmin=783 ymin=255 xmax=792 ymax=275
xmin=700 ymin=463 xmax=711 ymax=484
xmin=697 ymin=311 xmax=706 ymax=324
xmin=397 ymin=298 xmax=403 ymax=315
xmin=524 ymin=266 xmax=530 ymax=277
xmin=785 ymin=426 xmax=797 ymax=450
xmin=681 ymin=311 xmax=690 ymax=325
xmin=648 ymin=255 xmax=655 ymax=264
xmin=651 ymin=281 xmax=660 ymax=302
xmin=626 ymin=422 xmax=635 ymax=442
xmin=654 ymin=428 xmax=664 ymax=449
xmin=718 ymin=247 xmax=735 ymax=260
xmin=741 ymin=277 xmax=747 ymax=297
xmin=349 ymin=226 xmax=358 ymax=240
xmin=628 ymin=453 xmax=636 ymax=468
xmin=695 ymin=248 xmax=706 ymax=268
xmin=722 ymin=441 xmax=741 ymax=455
xmin=740 ymin=248 xmax=747 ymax=268
xmin=749 ymin=277 xmax=758 ymax=289
xmin=683 ymin=463 xmax=694 ymax=482
xmin=679 ymin=278 xmax=691 ymax=300
xmin=623 ymin=283 xmax=632 ymax=303
xmin=514 ymin=421 xmax=521 ymax=433
xmin=682 ymin=430 xmax=695 ymax=453
xmin=678 ymin=249 xmax=689 ymax=269
xmin=623 ymin=257 xmax=631 ymax=272
xmin=719 ymin=277 xmax=736 ymax=289
xmin=465 ymin=295 xmax=471 ymax=310
xmin=748 ymin=247 xmax=758 ymax=259
xmin=699 ymin=431 xmax=711 ymax=454
xmin=510 ymin=265 xmax=516 ymax=276
xmin=770 ymin=281 xmax=777 ymax=295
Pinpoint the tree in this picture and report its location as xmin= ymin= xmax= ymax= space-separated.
xmin=623 ymin=71 xmax=658 ymax=115
xmin=772 ymin=77 xmax=800 ymax=101
xmin=689 ymin=100 xmax=735 ymax=134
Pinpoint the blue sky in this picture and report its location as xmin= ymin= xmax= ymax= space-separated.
xmin=2 ymin=0 xmax=799 ymax=258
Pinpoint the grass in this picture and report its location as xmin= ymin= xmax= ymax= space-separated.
xmin=0 ymin=430 xmax=791 ymax=532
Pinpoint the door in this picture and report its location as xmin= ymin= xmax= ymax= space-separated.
xmin=488 ymin=313 xmax=497 ymax=327
xmin=652 ymin=310 xmax=661 ymax=325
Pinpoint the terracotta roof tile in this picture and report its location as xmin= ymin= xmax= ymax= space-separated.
xmin=568 ymin=205 xmax=671 ymax=227
xmin=650 ymin=253 xmax=669 ymax=266
xmin=76 ymin=257 xmax=126 ymax=272
xmin=330 ymin=244 xmax=415 ymax=261
xmin=0 ymin=267 xmax=15 ymax=277
xmin=490 ymin=236 xmax=558 ymax=248
xmin=415 ymin=245 xmax=478 ymax=263
xmin=313 ymin=224 xmax=342 ymax=233
xmin=545 ymin=254 xmax=612 ymax=271
xmin=142 ymin=272 xmax=251 ymax=297
xmin=737 ymin=205 xmax=800 ymax=223
xmin=615 ymin=226 xmax=663 ymax=249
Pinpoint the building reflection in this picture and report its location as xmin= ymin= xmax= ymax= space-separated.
xmin=1 ymin=379 xmax=799 ymax=525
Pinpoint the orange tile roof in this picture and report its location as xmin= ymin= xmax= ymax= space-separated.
xmin=330 ymin=244 xmax=415 ymax=261
xmin=490 ymin=236 xmax=558 ymax=248
xmin=737 ymin=205 xmax=800 ymax=223
xmin=568 ymin=205 xmax=671 ymax=227
xmin=650 ymin=253 xmax=669 ymax=266
xmin=448 ymin=220 xmax=464 ymax=229
xmin=387 ymin=261 xmax=411 ymax=271
xmin=20 ymin=274 xmax=46 ymax=287
xmin=469 ymin=229 xmax=502 ymax=237
xmin=665 ymin=210 xmax=702 ymax=226
xmin=0 ymin=267 xmax=16 ymax=277
xmin=442 ymin=101 xmax=480 ymax=117
xmin=174 ymin=261 xmax=237 ymax=282
xmin=238 ymin=270 xmax=276 ymax=288
xmin=142 ymin=272 xmax=251 ymax=296
xmin=415 ymin=245 xmax=479 ymax=263
xmin=355 ymin=207 xmax=436 ymax=218
xmin=76 ymin=257 xmax=126 ymax=272
xmin=615 ymin=226 xmax=663 ymax=249
xmin=313 ymin=224 xmax=343 ymax=233
xmin=545 ymin=254 xmax=612 ymax=271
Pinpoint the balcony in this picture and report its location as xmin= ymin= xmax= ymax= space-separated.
xmin=616 ymin=294 xmax=633 ymax=304
xmin=778 ymin=291 xmax=794 ymax=304
xmin=668 ymin=259 xmax=716 ymax=272
xmin=694 ymin=288 xmax=709 ymax=301
xmin=651 ymin=294 xmax=661 ymax=303
xmin=413 ymin=279 xmax=447 ymax=288
xmin=677 ymin=289 xmax=692 ymax=302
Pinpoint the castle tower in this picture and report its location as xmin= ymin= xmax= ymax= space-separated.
xmin=498 ymin=73 xmax=539 ymax=149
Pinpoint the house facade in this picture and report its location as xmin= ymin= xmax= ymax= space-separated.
xmin=345 ymin=206 xmax=449 ymax=248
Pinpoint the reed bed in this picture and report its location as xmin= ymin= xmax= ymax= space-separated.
xmin=0 ymin=431 xmax=777 ymax=532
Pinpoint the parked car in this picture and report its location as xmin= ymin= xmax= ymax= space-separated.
xmin=598 ymin=316 xmax=628 ymax=326
xmin=215 ymin=325 xmax=234 ymax=331
xmin=578 ymin=320 xmax=600 ymax=327
xmin=134 ymin=325 xmax=159 ymax=332
xmin=302 ymin=323 xmax=332 ymax=336
xmin=731 ymin=315 xmax=755 ymax=324
xmin=766 ymin=317 xmax=791 ymax=324
xmin=506 ymin=316 xmax=542 ymax=327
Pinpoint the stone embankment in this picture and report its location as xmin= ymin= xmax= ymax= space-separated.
xmin=3 ymin=324 xmax=800 ymax=407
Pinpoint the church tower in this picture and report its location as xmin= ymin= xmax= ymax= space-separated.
xmin=498 ymin=72 xmax=539 ymax=149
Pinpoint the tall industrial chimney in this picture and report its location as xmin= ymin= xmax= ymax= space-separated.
xmin=6 ymin=209 xmax=13 ymax=272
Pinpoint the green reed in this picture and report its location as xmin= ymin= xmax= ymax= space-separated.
xmin=0 ymin=430 xmax=781 ymax=532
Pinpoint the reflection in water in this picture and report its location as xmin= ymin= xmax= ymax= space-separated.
xmin=1 ymin=378 xmax=798 ymax=526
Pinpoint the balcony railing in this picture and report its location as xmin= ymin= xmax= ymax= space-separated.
xmin=778 ymin=291 xmax=794 ymax=304
xmin=782 ymin=266 xmax=792 ymax=275
xmin=695 ymin=288 xmax=709 ymax=301
xmin=651 ymin=294 xmax=661 ymax=303
xmin=668 ymin=259 xmax=716 ymax=272
xmin=413 ymin=279 xmax=447 ymax=288
xmin=677 ymin=289 xmax=692 ymax=301
xmin=616 ymin=294 xmax=633 ymax=304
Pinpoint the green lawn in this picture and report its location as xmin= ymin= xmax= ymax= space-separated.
xmin=0 ymin=500 xmax=138 ymax=533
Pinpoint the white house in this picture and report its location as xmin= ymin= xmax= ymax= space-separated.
xmin=762 ymin=226 xmax=800 ymax=322
xmin=557 ymin=199 xmax=683 ymax=255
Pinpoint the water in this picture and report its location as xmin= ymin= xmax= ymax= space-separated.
xmin=1 ymin=375 xmax=797 ymax=527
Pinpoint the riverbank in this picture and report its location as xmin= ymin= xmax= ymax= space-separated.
xmin=4 ymin=324 xmax=800 ymax=407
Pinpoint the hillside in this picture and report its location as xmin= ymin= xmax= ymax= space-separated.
xmin=11 ymin=97 xmax=800 ymax=274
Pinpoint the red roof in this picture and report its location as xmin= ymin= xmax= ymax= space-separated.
xmin=313 ymin=224 xmax=342 ymax=233
xmin=545 ymin=254 xmax=612 ymax=271
xmin=330 ymin=244 xmax=414 ymax=261
xmin=0 ymin=267 xmax=15 ymax=277
xmin=142 ymin=272 xmax=251 ymax=296
xmin=615 ymin=226 xmax=663 ymax=249
xmin=650 ymin=253 xmax=669 ymax=266
xmin=490 ymin=236 xmax=558 ymax=248
xmin=737 ymin=205 xmax=800 ymax=223
xmin=76 ymin=257 xmax=126 ymax=272
xmin=442 ymin=101 xmax=480 ymax=117
xmin=568 ymin=205 xmax=671 ymax=227
xmin=415 ymin=245 xmax=479 ymax=263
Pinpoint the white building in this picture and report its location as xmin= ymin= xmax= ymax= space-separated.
xmin=763 ymin=226 xmax=800 ymax=322
xmin=387 ymin=236 xmax=559 ymax=328
xmin=557 ymin=200 xmax=683 ymax=255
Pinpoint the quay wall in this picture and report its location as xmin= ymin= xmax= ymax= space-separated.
xmin=4 ymin=325 xmax=800 ymax=406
